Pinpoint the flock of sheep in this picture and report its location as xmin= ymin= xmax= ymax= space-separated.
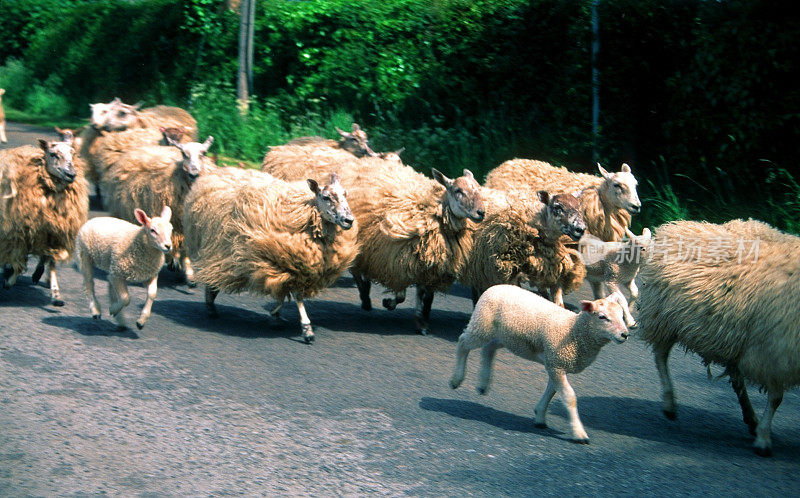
xmin=0 ymin=95 xmax=798 ymax=457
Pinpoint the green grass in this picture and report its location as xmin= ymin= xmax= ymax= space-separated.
xmin=3 ymin=106 xmax=86 ymax=130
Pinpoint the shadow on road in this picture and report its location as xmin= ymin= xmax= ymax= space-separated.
xmin=0 ymin=278 xmax=53 ymax=308
xmin=42 ymin=315 xmax=139 ymax=339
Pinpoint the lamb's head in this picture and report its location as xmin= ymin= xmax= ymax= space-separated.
xmin=38 ymin=139 xmax=77 ymax=184
xmin=378 ymin=148 xmax=405 ymax=163
xmin=54 ymin=126 xmax=75 ymax=144
xmin=538 ymin=190 xmax=586 ymax=241
xmin=134 ymin=206 xmax=173 ymax=254
xmin=598 ymin=163 xmax=641 ymax=215
xmin=336 ymin=123 xmax=376 ymax=158
xmin=624 ymin=226 xmax=652 ymax=261
xmin=308 ymin=172 xmax=355 ymax=230
xmin=89 ymin=98 xmax=141 ymax=131
xmin=171 ymin=135 xmax=213 ymax=179
xmin=580 ymin=292 xmax=629 ymax=344
xmin=433 ymin=168 xmax=485 ymax=222
xmin=159 ymin=126 xmax=186 ymax=146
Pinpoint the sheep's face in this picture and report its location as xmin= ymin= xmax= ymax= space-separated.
xmin=625 ymin=227 xmax=652 ymax=260
xmin=337 ymin=123 xmax=376 ymax=158
xmin=308 ymin=173 xmax=354 ymax=230
xmin=173 ymin=136 xmax=213 ymax=179
xmin=433 ymin=168 xmax=485 ymax=222
xmin=135 ymin=206 xmax=173 ymax=254
xmin=378 ymin=148 xmax=404 ymax=164
xmin=599 ymin=163 xmax=641 ymax=215
xmin=580 ymin=293 xmax=629 ymax=343
xmin=90 ymin=98 xmax=141 ymax=131
xmin=39 ymin=139 xmax=77 ymax=184
xmin=539 ymin=191 xmax=586 ymax=241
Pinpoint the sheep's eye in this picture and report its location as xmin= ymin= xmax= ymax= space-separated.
xmin=150 ymin=228 xmax=157 ymax=234
xmin=454 ymin=188 xmax=464 ymax=197
xmin=614 ymin=183 xmax=624 ymax=191
xmin=599 ymin=314 xmax=610 ymax=321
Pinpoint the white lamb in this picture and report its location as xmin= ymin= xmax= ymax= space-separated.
xmin=450 ymin=284 xmax=629 ymax=443
xmin=578 ymin=227 xmax=652 ymax=327
xmin=75 ymin=206 xmax=173 ymax=330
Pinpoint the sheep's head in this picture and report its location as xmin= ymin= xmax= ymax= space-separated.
xmin=308 ymin=172 xmax=354 ymax=230
xmin=54 ymin=127 xmax=75 ymax=144
xmin=134 ymin=205 xmax=173 ymax=254
xmin=38 ymin=139 xmax=76 ymax=184
xmin=378 ymin=147 xmax=405 ymax=163
xmin=0 ymin=88 xmax=5 ymax=98
xmin=89 ymin=97 xmax=141 ymax=131
xmin=159 ymin=126 xmax=186 ymax=146
xmin=580 ymin=292 xmax=629 ymax=344
xmin=624 ymin=226 xmax=653 ymax=260
xmin=598 ymin=163 xmax=641 ymax=215
xmin=171 ymin=135 xmax=213 ymax=179
xmin=538 ymin=190 xmax=586 ymax=241
xmin=336 ymin=123 xmax=377 ymax=158
xmin=433 ymin=168 xmax=485 ymax=223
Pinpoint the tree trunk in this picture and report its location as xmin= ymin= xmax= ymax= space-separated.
xmin=237 ymin=0 xmax=255 ymax=115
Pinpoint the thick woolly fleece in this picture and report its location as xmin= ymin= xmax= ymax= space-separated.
xmin=0 ymin=145 xmax=88 ymax=273
xmin=183 ymin=167 xmax=359 ymax=301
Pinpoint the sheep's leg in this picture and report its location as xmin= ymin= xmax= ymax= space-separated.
xmin=753 ymin=389 xmax=783 ymax=457
xmin=108 ymin=275 xmax=131 ymax=328
xmin=470 ymin=288 xmax=481 ymax=307
xmin=589 ymin=281 xmax=604 ymax=299
xmin=607 ymin=282 xmax=635 ymax=327
xmin=382 ymin=288 xmax=406 ymax=311
xmin=183 ymin=256 xmax=196 ymax=288
xmin=550 ymin=285 xmax=565 ymax=308
xmin=79 ymin=254 xmax=100 ymax=319
xmin=0 ymin=122 xmax=7 ymax=143
xmin=2 ymin=263 xmax=22 ymax=289
xmin=293 ymin=294 xmax=314 ymax=344
xmin=654 ymin=342 xmax=677 ymax=420
xmin=449 ymin=331 xmax=489 ymax=389
xmin=476 ymin=340 xmax=502 ymax=395
xmin=205 ymin=286 xmax=219 ymax=318
xmin=47 ymin=259 xmax=64 ymax=306
xmin=627 ymin=276 xmax=639 ymax=306
xmin=414 ymin=285 xmax=434 ymax=335
xmin=135 ymin=276 xmax=159 ymax=330
xmin=728 ymin=364 xmax=759 ymax=435
xmin=549 ymin=368 xmax=589 ymax=443
xmin=351 ymin=271 xmax=372 ymax=311
xmin=534 ymin=378 xmax=558 ymax=428
xmin=31 ymin=257 xmax=47 ymax=285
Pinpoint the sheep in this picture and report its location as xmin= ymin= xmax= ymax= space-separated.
xmin=183 ymin=168 xmax=359 ymax=343
xmin=346 ymin=167 xmax=485 ymax=335
xmin=0 ymin=88 xmax=7 ymax=143
xmin=75 ymin=206 xmax=173 ymax=329
xmin=286 ymin=123 xmax=376 ymax=157
xmin=0 ymin=139 xmax=88 ymax=305
xmin=90 ymin=98 xmax=197 ymax=138
xmin=578 ymin=227 xmax=652 ymax=327
xmin=450 ymin=284 xmax=629 ymax=443
xmin=100 ymin=136 xmax=215 ymax=286
xmin=460 ymin=190 xmax=587 ymax=307
xmin=636 ymin=219 xmax=800 ymax=457
xmin=485 ymin=160 xmax=641 ymax=242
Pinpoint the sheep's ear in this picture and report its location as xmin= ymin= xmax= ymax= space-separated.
xmin=202 ymin=136 xmax=214 ymax=151
xmin=134 ymin=208 xmax=150 ymax=226
xmin=462 ymin=169 xmax=475 ymax=180
xmin=351 ymin=123 xmax=362 ymax=132
xmin=580 ymin=300 xmax=595 ymax=313
xmin=111 ymin=97 xmax=121 ymax=104
xmin=642 ymin=227 xmax=652 ymax=238
xmin=432 ymin=168 xmax=451 ymax=187
xmin=160 ymin=205 xmax=172 ymax=220
xmin=624 ymin=227 xmax=635 ymax=239
xmin=621 ymin=163 xmax=631 ymax=173
xmin=330 ymin=172 xmax=341 ymax=185
xmin=38 ymin=139 xmax=50 ymax=152
xmin=607 ymin=291 xmax=625 ymax=306
xmin=307 ymin=179 xmax=320 ymax=194
xmin=537 ymin=190 xmax=550 ymax=205
xmin=335 ymin=127 xmax=349 ymax=138
xmin=597 ymin=163 xmax=611 ymax=178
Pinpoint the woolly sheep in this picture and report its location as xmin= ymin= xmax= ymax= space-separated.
xmin=450 ymin=285 xmax=629 ymax=443
xmin=578 ymin=227 xmax=652 ymax=326
xmin=460 ymin=190 xmax=587 ymax=307
xmin=347 ymin=166 xmax=485 ymax=335
xmin=485 ymin=160 xmax=641 ymax=242
xmin=183 ymin=168 xmax=359 ymax=343
xmin=0 ymin=88 xmax=7 ymax=143
xmin=101 ymin=136 xmax=215 ymax=285
xmin=90 ymin=98 xmax=197 ymax=138
xmin=637 ymin=219 xmax=800 ymax=456
xmin=75 ymin=206 xmax=173 ymax=329
xmin=0 ymin=140 xmax=88 ymax=305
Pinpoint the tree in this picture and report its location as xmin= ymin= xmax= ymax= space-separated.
xmin=237 ymin=0 xmax=255 ymax=114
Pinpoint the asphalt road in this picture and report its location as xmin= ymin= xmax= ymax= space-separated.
xmin=1 ymin=122 xmax=799 ymax=496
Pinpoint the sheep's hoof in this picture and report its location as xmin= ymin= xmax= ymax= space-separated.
xmin=2 ymin=281 xmax=11 ymax=290
xmin=361 ymin=300 xmax=372 ymax=311
xmin=167 ymin=261 xmax=178 ymax=272
xmin=136 ymin=321 xmax=144 ymax=330
xmin=207 ymin=307 xmax=219 ymax=319
xmin=449 ymin=380 xmax=460 ymax=390
xmin=753 ymin=446 xmax=772 ymax=458
xmin=417 ymin=327 xmax=429 ymax=336
xmin=301 ymin=324 xmax=314 ymax=344
xmin=663 ymin=409 xmax=677 ymax=421
xmin=186 ymin=280 xmax=197 ymax=289
xmin=92 ymin=314 xmax=100 ymax=320
xmin=31 ymin=268 xmax=44 ymax=285
xmin=571 ymin=438 xmax=590 ymax=445
xmin=534 ymin=422 xmax=547 ymax=429
xmin=382 ymin=298 xmax=397 ymax=311
xmin=476 ymin=386 xmax=488 ymax=395
xmin=52 ymin=299 xmax=65 ymax=307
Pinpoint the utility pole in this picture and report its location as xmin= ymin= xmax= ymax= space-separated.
xmin=237 ymin=0 xmax=255 ymax=115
